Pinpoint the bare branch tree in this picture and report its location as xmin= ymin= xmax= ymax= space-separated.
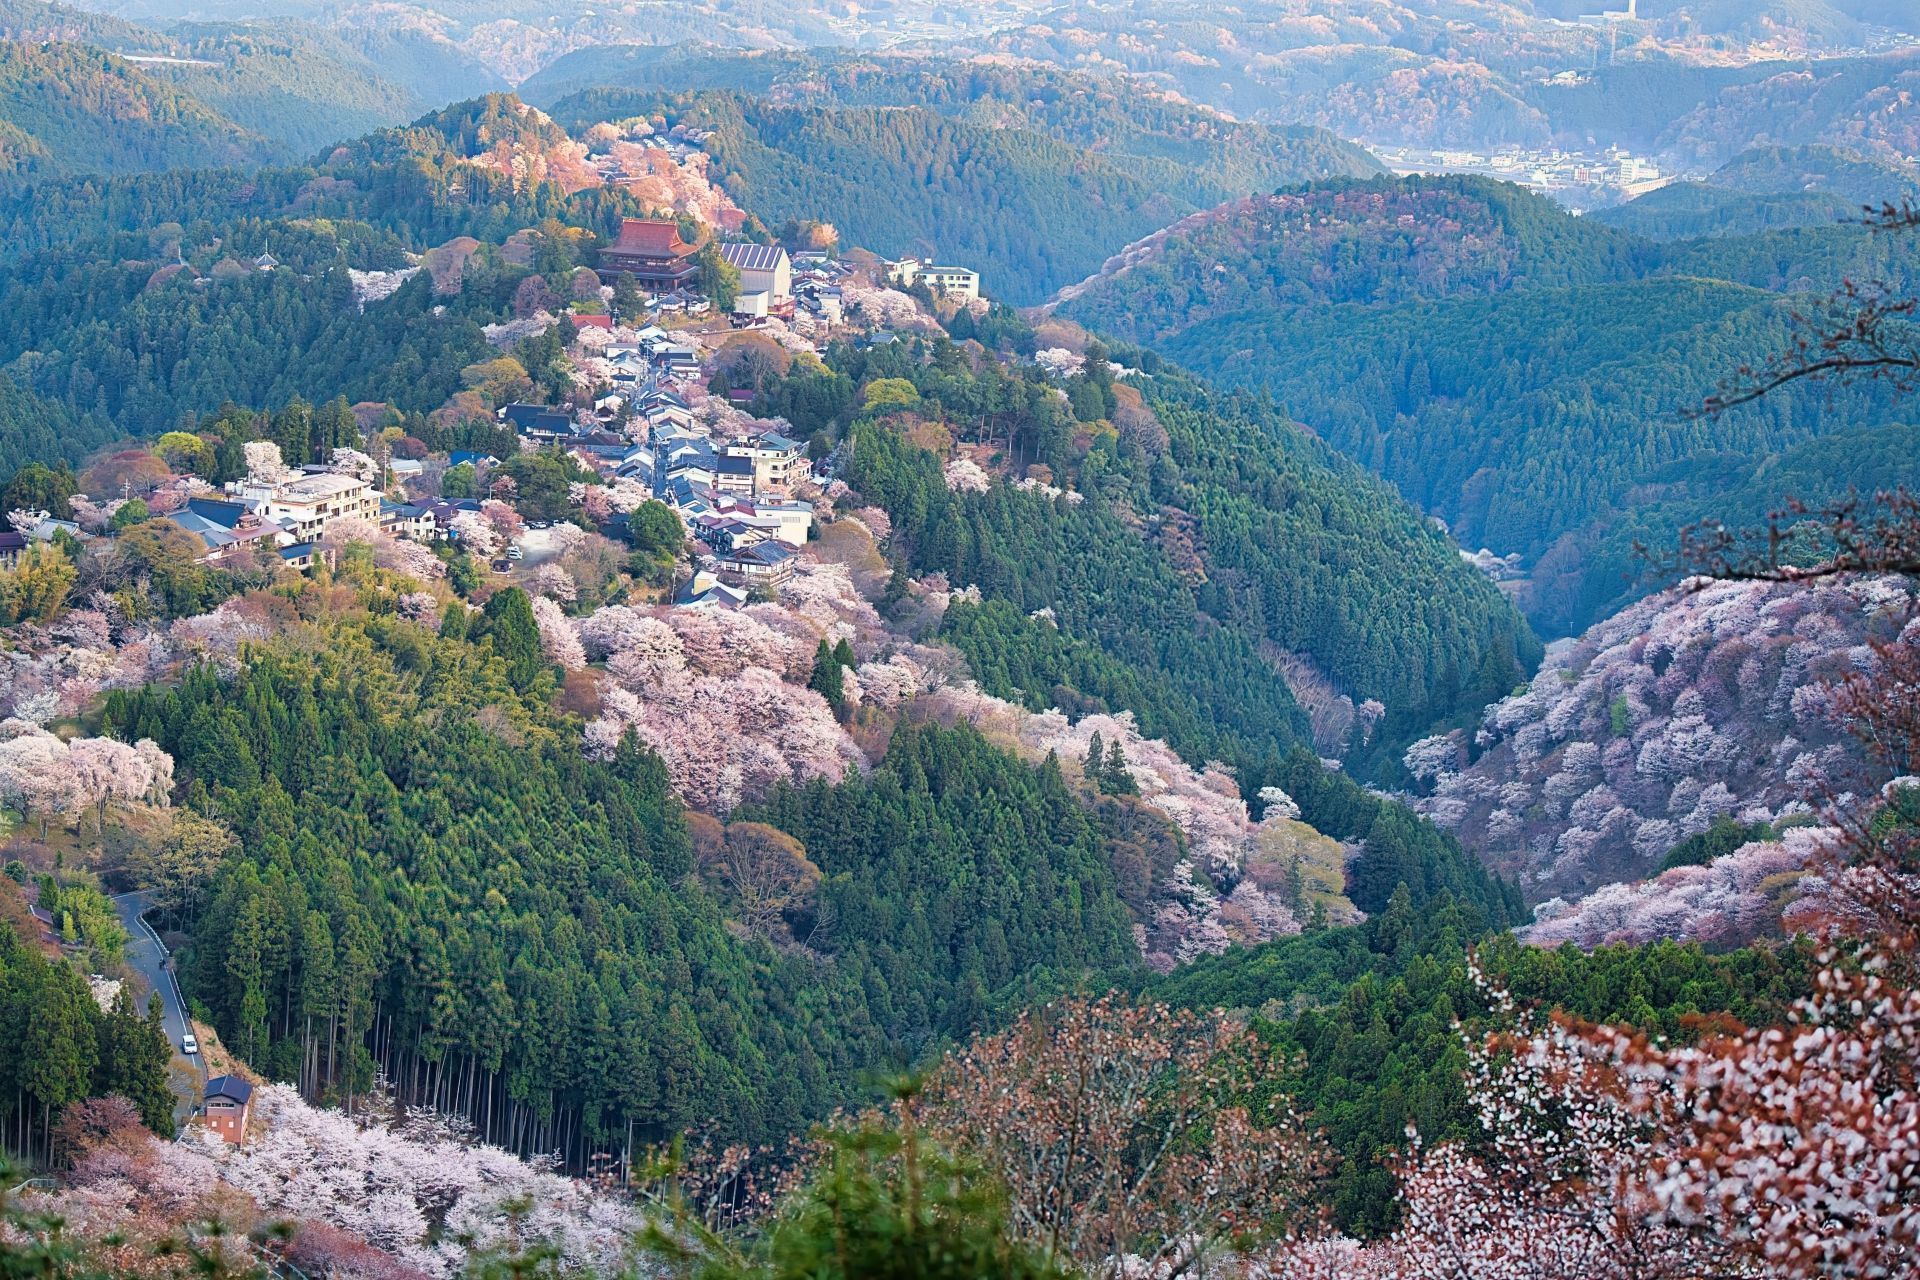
xmin=924 ymin=994 xmax=1323 ymax=1279
xmin=1640 ymin=487 xmax=1920 ymax=586
xmin=1691 ymin=201 xmax=1920 ymax=417
xmin=1646 ymin=196 xmax=1920 ymax=587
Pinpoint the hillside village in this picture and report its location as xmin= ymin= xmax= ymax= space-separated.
xmin=4 ymin=214 xmax=986 ymax=615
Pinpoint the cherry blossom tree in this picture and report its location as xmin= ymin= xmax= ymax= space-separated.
xmin=328 ymin=448 xmax=379 ymax=484
xmin=244 ymin=441 xmax=297 ymax=486
xmin=586 ymin=665 xmax=861 ymax=812
xmin=943 ymin=458 xmax=991 ymax=494
xmin=8 ymin=687 xmax=59 ymax=725
xmin=447 ymin=511 xmax=499 ymax=561
xmin=523 ymin=562 xmax=577 ymax=604
xmin=575 ymin=484 xmax=614 ymax=524
xmin=182 ymin=1083 xmax=640 ymax=1277
xmin=479 ymin=499 xmax=524 ymax=545
xmin=847 ymin=506 xmax=892 ymax=542
xmin=66 ymin=495 xmax=113 ymax=533
xmin=528 ymin=594 xmax=586 ymax=670
xmin=321 ymin=516 xmax=381 ymax=549
xmin=577 ymin=605 xmax=674 ymax=662
xmin=65 ymin=736 xmax=166 ymax=828
xmin=397 ymin=592 xmax=440 ymax=623
xmin=371 ymin=536 xmax=446 ymax=582
xmin=50 ymin=609 xmax=112 ymax=651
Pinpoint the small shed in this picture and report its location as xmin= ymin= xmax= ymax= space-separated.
xmin=204 ymin=1075 xmax=253 ymax=1143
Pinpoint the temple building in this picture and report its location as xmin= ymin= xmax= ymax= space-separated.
xmin=599 ymin=218 xmax=700 ymax=290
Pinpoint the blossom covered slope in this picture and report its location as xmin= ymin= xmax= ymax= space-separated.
xmin=1404 ymin=577 xmax=1909 ymax=926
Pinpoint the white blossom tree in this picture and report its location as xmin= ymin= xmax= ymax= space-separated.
xmin=244 ymin=441 xmax=297 ymax=486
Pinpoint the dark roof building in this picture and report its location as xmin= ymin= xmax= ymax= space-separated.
xmin=206 ymin=1076 xmax=254 ymax=1105
xmin=716 ymin=539 xmax=798 ymax=586
xmin=186 ymin=497 xmax=252 ymax=529
xmin=674 ymin=573 xmax=749 ymax=610
xmin=499 ymin=404 xmax=576 ymax=437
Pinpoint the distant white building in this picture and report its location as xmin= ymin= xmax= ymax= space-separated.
xmin=887 ymin=258 xmax=981 ymax=301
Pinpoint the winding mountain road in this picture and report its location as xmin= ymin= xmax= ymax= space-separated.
xmin=111 ymin=891 xmax=202 ymax=1125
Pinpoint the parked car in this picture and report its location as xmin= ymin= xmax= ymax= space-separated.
xmin=181 ymin=1033 xmax=198 ymax=1056
xmin=506 ymin=545 xmax=524 ymax=560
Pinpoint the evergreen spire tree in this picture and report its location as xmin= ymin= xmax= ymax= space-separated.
xmin=809 ymin=638 xmax=846 ymax=717
xmin=1102 ymin=739 xmax=1138 ymax=796
xmin=478 ymin=587 xmax=545 ymax=691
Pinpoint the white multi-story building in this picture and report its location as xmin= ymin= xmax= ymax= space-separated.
xmin=887 ymin=258 xmax=981 ymax=301
xmin=235 ymin=473 xmax=382 ymax=542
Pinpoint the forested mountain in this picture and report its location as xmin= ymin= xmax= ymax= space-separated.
xmin=0 ymin=87 xmax=1533 ymax=778
xmin=1056 ymin=173 xmax=1917 ymax=635
xmin=1406 ymin=573 xmax=1910 ymax=908
xmin=0 ymin=101 xmax=665 ymax=480
xmin=0 ymin=0 xmax=152 ymax=46
xmin=762 ymin=328 xmax=1539 ymax=790
xmin=1055 ymin=175 xmax=1645 ymax=341
xmin=1571 ymin=422 xmax=1920 ymax=624
xmin=0 ymin=0 xmax=505 ymax=167
xmin=136 ymin=21 xmax=504 ymax=157
xmin=1714 ymin=143 xmax=1920 ymax=206
xmin=1151 ymin=890 xmax=1812 ymax=1235
xmin=0 ymin=22 xmax=1900 ymax=1270
xmin=1590 ymin=181 xmax=1864 ymax=240
xmin=0 ymin=75 xmax=1367 ymax=310
xmin=528 ymin=47 xmax=1379 ymax=197
xmin=1522 ymin=51 xmax=1920 ymax=162
xmin=685 ymin=103 xmax=1181 ymax=307
xmin=0 ymin=40 xmax=269 ymax=177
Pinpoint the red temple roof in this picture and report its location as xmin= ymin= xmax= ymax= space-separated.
xmin=609 ymin=218 xmax=695 ymax=259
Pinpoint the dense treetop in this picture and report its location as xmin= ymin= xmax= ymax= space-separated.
xmin=0 ymin=40 xmax=269 ymax=179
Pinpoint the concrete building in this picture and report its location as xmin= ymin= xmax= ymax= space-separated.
xmin=242 ymin=473 xmax=381 ymax=542
xmin=722 ymin=433 xmax=807 ymax=495
xmin=717 ymin=243 xmax=793 ymax=303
